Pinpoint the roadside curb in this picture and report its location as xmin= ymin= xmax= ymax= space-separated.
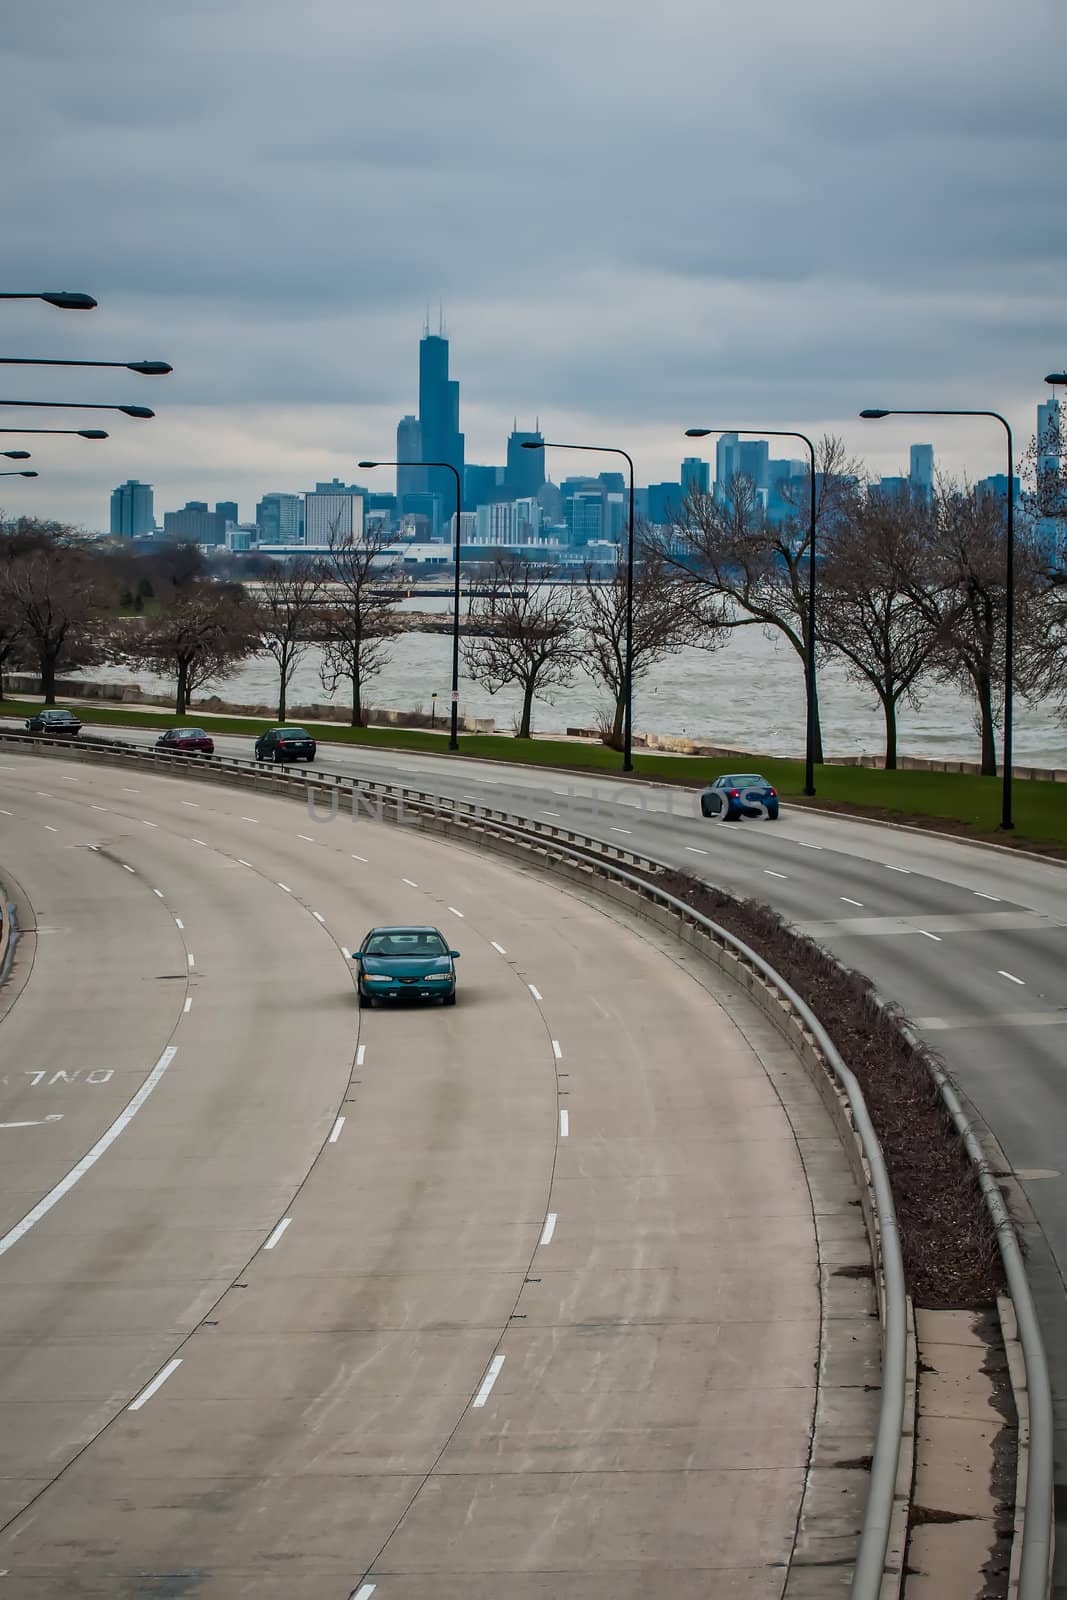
xmin=0 ymin=891 xmax=17 ymax=987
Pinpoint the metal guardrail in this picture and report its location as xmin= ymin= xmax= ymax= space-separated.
xmin=4 ymin=726 xmax=1053 ymax=1597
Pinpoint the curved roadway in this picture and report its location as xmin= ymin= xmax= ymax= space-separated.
xmin=26 ymin=718 xmax=1067 ymax=1588
xmin=0 ymin=750 xmax=865 ymax=1597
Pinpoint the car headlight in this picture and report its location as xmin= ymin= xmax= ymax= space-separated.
xmin=364 ymin=974 xmax=392 ymax=984
xmin=424 ymin=972 xmax=452 ymax=982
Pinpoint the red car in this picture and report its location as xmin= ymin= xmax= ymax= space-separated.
xmin=156 ymin=726 xmax=215 ymax=756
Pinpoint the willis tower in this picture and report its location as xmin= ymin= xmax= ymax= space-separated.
xmin=418 ymin=316 xmax=464 ymax=528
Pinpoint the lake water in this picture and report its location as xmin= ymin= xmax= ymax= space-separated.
xmin=88 ymin=595 xmax=1067 ymax=768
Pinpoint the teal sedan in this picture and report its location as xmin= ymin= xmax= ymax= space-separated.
xmin=353 ymin=926 xmax=460 ymax=1009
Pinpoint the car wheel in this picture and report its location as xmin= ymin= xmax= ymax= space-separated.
xmin=274 ymin=749 xmax=285 ymax=764
xmin=358 ymin=987 xmax=370 ymax=1009
xmin=443 ymin=991 xmax=457 ymax=1007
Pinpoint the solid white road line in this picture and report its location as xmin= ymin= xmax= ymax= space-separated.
xmin=552 ymin=1039 xmax=562 ymax=1059
xmin=841 ymin=897 xmax=864 ymax=907
xmin=610 ymin=827 xmax=632 ymax=834
xmin=356 ymin=1045 xmax=366 ymax=1067
xmin=128 ymin=1358 xmax=182 ymax=1412
xmin=329 ymin=1115 xmax=346 ymax=1144
xmin=448 ymin=906 xmax=464 ymax=917
xmin=528 ymin=984 xmax=543 ymax=1001
xmin=919 ymin=930 xmax=942 ymax=941
xmin=685 ymin=846 xmax=707 ymax=855
xmin=540 ymin=1213 xmax=557 ymax=1245
xmin=472 ymin=1354 xmax=505 ymax=1408
xmin=263 ymin=1217 xmax=292 ymax=1250
xmin=560 ymin=1108 xmax=569 ymax=1137
xmin=764 ymin=869 xmax=787 ymax=879
xmin=999 ymin=970 xmax=1026 ymax=986
xmin=975 ymin=892 xmax=1001 ymax=902
xmin=0 ymin=1046 xmax=178 ymax=1259
xmin=886 ymin=864 xmax=910 ymax=874
xmin=491 ymin=941 xmax=507 ymax=954
xmin=183 ymin=997 xmax=192 ymax=1013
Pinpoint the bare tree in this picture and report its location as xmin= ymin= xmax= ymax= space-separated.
xmin=666 ymin=435 xmax=859 ymax=763
xmin=0 ymin=533 xmax=108 ymax=702
xmin=122 ymin=580 xmax=257 ymax=714
xmin=818 ymin=486 xmax=940 ymax=769
xmin=463 ymin=557 xmax=581 ymax=738
xmin=581 ymin=537 xmax=724 ymax=748
xmin=319 ymin=520 xmax=405 ymax=727
xmin=253 ymin=558 xmax=325 ymax=722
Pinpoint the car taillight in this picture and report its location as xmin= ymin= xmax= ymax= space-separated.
xmin=729 ymin=789 xmax=740 ymax=798
xmin=769 ymin=788 xmax=777 ymax=797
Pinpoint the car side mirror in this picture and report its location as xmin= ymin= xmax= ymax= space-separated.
xmin=450 ymin=950 xmax=461 ymax=959
xmin=351 ymin=951 xmax=362 ymax=962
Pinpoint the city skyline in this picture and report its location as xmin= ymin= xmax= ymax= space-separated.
xmin=2 ymin=0 xmax=1063 ymax=529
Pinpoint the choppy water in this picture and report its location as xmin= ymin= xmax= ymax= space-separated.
xmin=87 ymin=596 xmax=1067 ymax=768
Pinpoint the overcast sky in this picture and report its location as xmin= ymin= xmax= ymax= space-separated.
xmin=1 ymin=0 xmax=1064 ymax=529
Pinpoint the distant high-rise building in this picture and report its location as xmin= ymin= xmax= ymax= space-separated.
xmin=396 ymin=414 xmax=424 ymax=499
xmin=1037 ymin=398 xmax=1062 ymax=485
xmin=110 ymin=479 xmax=154 ymax=537
xmin=975 ymin=474 xmax=1021 ymax=508
xmin=418 ymin=328 xmax=464 ymax=519
xmin=474 ymin=498 xmax=543 ymax=547
xmin=909 ymin=444 xmax=934 ymax=502
xmin=215 ymin=500 xmax=239 ymax=525
xmin=646 ymin=482 xmax=683 ymax=524
xmin=876 ymin=477 xmax=909 ymax=498
xmin=738 ymin=440 xmax=770 ymax=493
xmin=680 ymin=457 xmax=710 ymax=497
xmin=303 ymin=491 xmax=365 ymax=544
xmin=505 ymin=426 xmax=545 ymax=500
xmin=465 ymin=464 xmax=505 ymax=507
xmin=256 ymin=493 xmax=303 ymax=543
xmin=714 ymin=434 xmax=741 ymax=501
xmin=163 ymin=502 xmax=226 ymax=544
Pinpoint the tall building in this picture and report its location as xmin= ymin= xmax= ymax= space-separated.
xmin=303 ymin=491 xmax=365 ymax=544
xmin=396 ymin=414 xmax=424 ymax=499
xmin=256 ymin=493 xmax=303 ymax=543
xmin=738 ymin=440 xmax=770 ymax=493
xmin=505 ymin=426 xmax=545 ymax=500
xmin=474 ymin=498 xmax=543 ymax=546
xmin=418 ymin=328 xmax=464 ymax=518
xmin=465 ymin=464 xmax=504 ymax=507
xmin=909 ymin=444 xmax=934 ymax=501
xmin=714 ymin=434 xmax=741 ymax=501
xmin=647 ymin=482 xmax=682 ymax=523
xmin=110 ymin=480 xmax=155 ymax=537
xmin=1037 ymin=398 xmax=1062 ymax=484
xmin=215 ymin=500 xmax=239 ymax=524
xmin=680 ymin=456 xmax=710 ymax=497
xmin=163 ymin=502 xmax=226 ymax=544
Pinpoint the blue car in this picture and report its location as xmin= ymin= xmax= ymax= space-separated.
xmin=701 ymin=773 xmax=780 ymax=821
xmin=353 ymin=925 xmax=460 ymax=1009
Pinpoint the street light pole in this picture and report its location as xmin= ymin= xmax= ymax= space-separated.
xmin=523 ymin=439 xmax=636 ymax=772
xmin=860 ymin=406 xmax=1016 ymax=830
xmin=0 ymin=470 xmax=38 ymax=478
xmin=359 ymin=459 xmax=463 ymax=751
xmin=0 ymin=401 xmax=154 ymax=418
xmin=0 ymin=428 xmax=108 ymax=439
xmin=0 ymin=358 xmax=171 ymax=375
xmin=0 ymin=292 xmax=97 ymax=311
xmin=686 ymin=427 xmax=820 ymax=797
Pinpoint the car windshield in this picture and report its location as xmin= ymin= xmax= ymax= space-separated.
xmin=723 ymin=774 xmax=767 ymax=786
xmin=364 ymin=931 xmax=448 ymax=958
xmin=182 ymin=729 xmax=206 ymax=737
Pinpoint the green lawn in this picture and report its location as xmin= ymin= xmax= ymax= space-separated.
xmin=3 ymin=696 xmax=1064 ymax=850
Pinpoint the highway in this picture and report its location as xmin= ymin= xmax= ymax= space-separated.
xmin=0 ymin=750 xmax=869 ymax=1596
xmin=24 ymin=716 xmax=1067 ymax=1587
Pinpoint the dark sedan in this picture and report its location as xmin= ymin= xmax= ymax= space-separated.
xmin=353 ymin=926 xmax=460 ymax=1008
xmin=156 ymin=727 xmax=214 ymax=756
xmin=701 ymin=773 xmax=780 ymax=821
xmin=24 ymin=708 xmax=82 ymax=737
xmin=254 ymin=726 xmax=317 ymax=763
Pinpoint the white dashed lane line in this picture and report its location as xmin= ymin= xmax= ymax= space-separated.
xmin=919 ymin=930 xmax=942 ymax=941
xmin=472 ymin=1354 xmax=505 ymax=1408
xmin=448 ymin=906 xmax=464 ymax=918
xmin=999 ymin=970 xmax=1026 ymax=986
xmin=560 ymin=1108 xmax=569 ymax=1137
xmin=44 ymin=825 xmax=58 ymax=833
xmin=528 ymin=984 xmax=542 ymax=1001
xmin=885 ymin=864 xmax=910 ymax=874
xmin=764 ymin=869 xmax=787 ymax=880
xmin=122 ymin=863 xmax=135 ymax=872
xmin=352 ymin=853 xmax=368 ymax=863
xmin=153 ymin=889 xmax=165 ymax=899
xmin=263 ymin=1218 xmax=292 ymax=1250
xmin=241 ymin=816 xmax=259 ymax=824
xmin=128 ymin=1358 xmax=182 ymax=1412
xmin=174 ymin=918 xmax=184 ymax=930
xmin=329 ymin=1116 xmax=345 ymax=1144
xmin=181 ymin=801 xmax=199 ymax=809
xmin=610 ymin=827 xmax=632 ymax=835
xmin=402 ymin=878 xmax=418 ymax=888
xmin=187 ymin=953 xmax=195 ymax=969
xmin=277 ymin=883 xmax=291 ymax=893
xmin=183 ymin=997 xmax=192 ymax=1013
xmin=491 ymin=941 xmax=507 ymax=955
xmin=552 ymin=1040 xmax=562 ymax=1060
xmin=685 ymin=846 xmax=707 ymax=856
xmin=356 ymin=1045 xmax=366 ymax=1067
xmin=975 ymin=892 xmax=1001 ymax=902
xmin=298 ymin=834 xmax=314 ymax=842
xmin=841 ymin=897 xmax=864 ymax=908
xmin=540 ymin=1213 xmax=557 ymax=1245
xmin=312 ymin=911 xmax=326 ymax=923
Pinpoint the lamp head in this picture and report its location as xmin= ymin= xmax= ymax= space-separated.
xmin=358 ymin=460 xmax=379 ymax=469
xmin=520 ymin=441 xmax=545 ymax=450
xmin=1045 ymin=373 xmax=1067 ymax=387
xmin=684 ymin=428 xmax=712 ymax=438
xmin=77 ymin=429 xmax=109 ymax=439
xmin=859 ymin=409 xmax=890 ymax=420
xmin=40 ymin=292 xmax=97 ymax=310
xmin=127 ymin=361 xmax=173 ymax=376
xmin=2 ymin=450 xmax=31 ymax=459
xmin=19 ymin=470 xmax=38 ymax=478
xmin=119 ymin=405 xmax=155 ymax=419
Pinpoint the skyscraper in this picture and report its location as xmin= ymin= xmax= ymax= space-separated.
xmin=256 ymin=493 xmax=303 ymax=543
xmin=505 ymin=425 xmax=545 ymax=499
xmin=680 ymin=456 xmax=710 ymax=496
xmin=110 ymin=480 xmax=154 ymax=537
xmin=418 ymin=327 xmax=464 ymax=519
xmin=396 ymin=414 xmax=424 ymax=499
xmin=714 ymin=434 xmax=741 ymax=502
xmin=1037 ymin=398 xmax=1062 ymax=483
xmin=909 ymin=444 xmax=934 ymax=501
xmin=215 ymin=500 xmax=239 ymax=524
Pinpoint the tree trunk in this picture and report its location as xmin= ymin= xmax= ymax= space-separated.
xmin=975 ymin=672 xmax=997 ymax=777
xmin=518 ymin=679 xmax=535 ymax=739
xmin=880 ymin=692 xmax=898 ymax=770
xmin=175 ymin=659 xmax=189 ymax=716
xmin=41 ymin=653 xmax=57 ymax=705
xmin=609 ymin=691 xmax=625 ymax=750
xmin=277 ymin=651 xmax=288 ymax=723
xmin=350 ymin=662 xmax=363 ymax=728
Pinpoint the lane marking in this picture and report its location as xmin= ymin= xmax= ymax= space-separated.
xmin=1 ymin=1116 xmax=64 ymax=1129
xmin=552 ymin=1039 xmax=562 ymax=1059
xmin=540 ymin=1213 xmax=557 ymax=1245
xmin=0 ymin=1046 xmax=178 ymax=1259
xmin=153 ymin=889 xmax=165 ymax=898
xmin=191 ymin=838 xmax=208 ymax=847
xmin=0 ymin=808 xmax=11 ymax=816
xmin=329 ymin=1115 xmax=346 ymax=1144
xmin=264 ymin=1217 xmax=292 ymax=1250
xmin=402 ymin=877 xmax=418 ymax=887
xmin=610 ymin=827 xmax=632 ymax=834
xmin=142 ymin=819 xmax=158 ymax=828
xmin=841 ymin=897 xmax=864 ymax=907
xmin=181 ymin=801 xmax=199 ymax=808
xmin=448 ymin=906 xmax=464 ymax=917
xmin=86 ymin=844 xmax=98 ymax=851
xmin=44 ymin=825 xmax=58 ymax=833
xmin=121 ymin=788 xmax=140 ymax=794
xmin=175 ymin=917 xmax=184 ymax=929
xmin=998 ymin=970 xmax=1025 ymax=986
xmin=91 ymin=805 xmax=108 ymax=811
xmin=312 ymin=911 xmax=326 ymax=923
xmin=241 ymin=816 xmax=259 ymax=823
xmin=560 ymin=1108 xmax=569 ymax=1137
xmin=472 ymin=1354 xmax=505 ymax=1408
xmin=122 ymin=863 xmax=135 ymax=872
xmin=975 ymin=891 xmax=1001 ymax=902
xmin=356 ymin=1045 xmax=366 ymax=1067
xmin=764 ymin=869 xmax=787 ymax=879
xmin=919 ymin=930 xmax=942 ymax=941
xmin=128 ymin=1358 xmax=182 ymax=1412
xmin=352 ymin=853 xmax=368 ymax=863
xmin=298 ymin=834 xmax=314 ymax=842
xmin=685 ymin=846 xmax=707 ymax=855
xmin=277 ymin=882 xmax=291 ymax=893
xmin=528 ymin=984 xmax=543 ymax=1001
xmin=885 ymin=864 xmax=910 ymax=874
xmin=35 ymin=791 xmax=54 ymax=798
xmin=59 ymin=775 xmax=78 ymax=782
xmin=187 ymin=953 xmax=195 ymax=968
xmin=542 ymin=810 xmax=561 ymax=818
xmin=491 ymin=941 xmax=507 ymax=954
xmin=341 ymin=946 xmax=351 ymax=959
xmin=352 ymin=1584 xmax=376 ymax=1599
xmin=796 ymin=841 xmax=823 ymax=850
xmin=238 ymin=859 xmax=253 ymax=868
xmin=183 ymin=997 xmax=192 ymax=1013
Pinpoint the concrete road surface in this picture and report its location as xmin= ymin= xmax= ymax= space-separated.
xmin=0 ymin=751 xmax=867 ymax=1597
